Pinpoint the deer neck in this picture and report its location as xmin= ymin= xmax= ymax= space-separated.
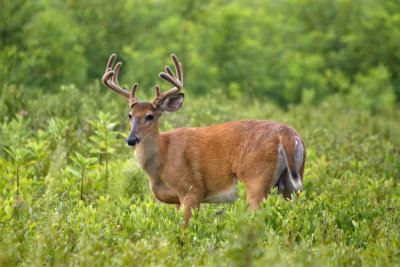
xmin=135 ymin=132 xmax=162 ymax=182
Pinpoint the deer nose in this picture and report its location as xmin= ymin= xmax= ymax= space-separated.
xmin=126 ymin=137 xmax=140 ymax=146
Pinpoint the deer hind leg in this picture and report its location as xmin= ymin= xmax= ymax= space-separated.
xmin=245 ymin=180 xmax=270 ymax=212
xmin=242 ymin=162 xmax=278 ymax=212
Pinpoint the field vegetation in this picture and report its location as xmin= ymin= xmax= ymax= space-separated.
xmin=1 ymin=0 xmax=400 ymax=266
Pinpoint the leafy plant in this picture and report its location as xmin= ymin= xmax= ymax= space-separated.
xmin=3 ymin=146 xmax=33 ymax=201
xmin=48 ymin=117 xmax=70 ymax=174
xmin=26 ymin=138 xmax=49 ymax=178
xmin=0 ymin=91 xmax=399 ymax=266
xmin=88 ymin=112 xmax=120 ymax=192
xmin=67 ymin=153 xmax=97 ymax=201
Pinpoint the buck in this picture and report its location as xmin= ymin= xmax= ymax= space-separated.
xmin=102 ymin=54 xmax=306 ymax=225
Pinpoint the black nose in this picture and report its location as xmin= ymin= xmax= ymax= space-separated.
xmin=126 ymin=137 xmax=140 ymax=146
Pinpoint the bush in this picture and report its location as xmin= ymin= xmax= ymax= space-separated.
xmin=0 ymin=87 xmax=399 ymax=266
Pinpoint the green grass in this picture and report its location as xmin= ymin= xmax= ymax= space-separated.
xmin=0 ymin=91 xmax=399 ymax=266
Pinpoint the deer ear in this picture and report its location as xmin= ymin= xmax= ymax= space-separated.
xmin=162 ymin=93 xmax=184 ymax=113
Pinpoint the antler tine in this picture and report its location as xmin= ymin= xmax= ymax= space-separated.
xmin=152 ymin=54 xmax=184 ymax=107
xmin=113 ymin=61 xmax=122 ymax=87
xmin=102 ymin=54 xmax=138 ymax=103
xmin=155 ymin=85 xmax=161 ymax=97
xmin=171 ymin=54 xmax=183 ymax=82
xmin=129 ymin=83 xmax=139 ymax=107
xmin=131 ymin=83 xmax=138 ymax=98
xmin=159 ymin=72 xmax=182 ymax=88
xmin=165 ymin=66 xmax=174 ymax=77
xmin=106 ymin=53 xmax=117 ymax=71
xmin=102 ymin=71 xmax=130 ymax=99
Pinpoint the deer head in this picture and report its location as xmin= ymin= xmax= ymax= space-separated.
xmin=102 ymin=54 xmax=184 ymax=146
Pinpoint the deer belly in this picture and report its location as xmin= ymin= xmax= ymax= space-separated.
xmin=202 ymin=185 xmax=239 ymax=203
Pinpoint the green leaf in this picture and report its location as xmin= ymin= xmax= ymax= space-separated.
xmin=66 ymin=166 xmax=81 ymax=178
xmin=90 ymin=148 xmax=102 ymax=154
xmin=107 ymin=123 xmax=117 ymax=129
xmin=86 ymin=157 xmax=98 ymax=165
xmin=24 ymin=160 xmax=36 ymax=166
xmin=90 ymin=136 xmax=102 ymax=144
xmin=4 ymin=147 xmax=17 ymax=159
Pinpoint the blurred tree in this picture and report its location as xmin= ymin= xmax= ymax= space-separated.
xmin=0 ymin=0 xmax=399 ymax=105
xmin=0 ymin=0 xmax=40 ymax=86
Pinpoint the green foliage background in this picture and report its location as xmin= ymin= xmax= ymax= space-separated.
xmin=1 ymin=0 xmax=400 ymax=266
xmin=2 ymin=0 xmax=400 ymax=106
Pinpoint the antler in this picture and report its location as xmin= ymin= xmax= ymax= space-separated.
xmin=152 ymin=54 xmax=184 ymax=107
xmin=102 ymin=54 xmax=139 ymax=107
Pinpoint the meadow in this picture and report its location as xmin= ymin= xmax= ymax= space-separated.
xmin=1 ymin=87 xmax=399 ymax=266
xmin=1 ymin=0 xmax=400 ymax=265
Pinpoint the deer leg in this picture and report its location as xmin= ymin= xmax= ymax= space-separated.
xmin=243 ymin=163 xmax=277 ymax=212
xmin=179 ymin=193 xmax=203 ymax=226
xmin=245 ymin=178 xmax=272 ymax=212
xmin=236 ymin=147 xmax=279 ymax=212
xmin=174 ymin=203 xmax=181 ymax=211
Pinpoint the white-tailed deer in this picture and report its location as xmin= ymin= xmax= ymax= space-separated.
xmin=102 ymin=54 xmax=306 ymax=225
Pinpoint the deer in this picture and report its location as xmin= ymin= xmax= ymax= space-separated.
xmin=102 ymin=53 xmax=306 ymax=225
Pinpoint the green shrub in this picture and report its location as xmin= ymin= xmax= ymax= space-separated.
xmin=0 ymin=86 xmax=399 ymax=266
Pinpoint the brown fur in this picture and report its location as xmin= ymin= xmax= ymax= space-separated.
xmin=130 ymin=102 xmax=306 ymax=225
xmin=102 ymin=54 xmax=306 ymax=225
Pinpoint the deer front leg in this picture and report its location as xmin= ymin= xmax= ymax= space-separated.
xmin=183 ymin=197 xmax=202 ymax=226
xmin=179 ymin=192 xmax=203 ymax=226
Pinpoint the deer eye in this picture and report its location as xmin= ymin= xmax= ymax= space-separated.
xmin=128 ymin=114 xmax=132 ymax=120
xmin=146 ymin=114 xmax=154 ymax=121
